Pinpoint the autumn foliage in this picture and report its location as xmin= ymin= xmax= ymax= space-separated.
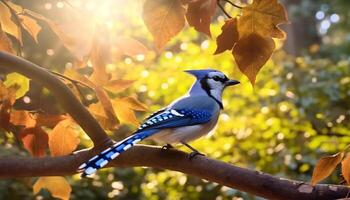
xmin=1 ymin=0 xmax=349 ymax=199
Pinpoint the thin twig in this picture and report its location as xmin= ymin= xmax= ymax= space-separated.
xmin=220 ymin=0 xmax=243 ymax=9
xmin=49 ymin=71 xmax=92 ymax=90
xmin=217 ymin=1 xmax=232 ymax=18
xmin=49 ymin=71 xmax=92 ymax=105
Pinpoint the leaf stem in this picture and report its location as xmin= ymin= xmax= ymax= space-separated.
xmin=220 ymin=0 xmax=243 ymax=9
xmin=217 ymin=1 xmax=232 ymax=19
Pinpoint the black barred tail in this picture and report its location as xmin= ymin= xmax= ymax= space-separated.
xmin=79 ymin=130 xmax=157 ymax=177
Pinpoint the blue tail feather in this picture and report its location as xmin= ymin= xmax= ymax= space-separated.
xmin=79 ymin=129 xmax=157 ymax=177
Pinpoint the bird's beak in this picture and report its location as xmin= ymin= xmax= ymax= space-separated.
xmin=225 ymin=79 xmax=240 ymax=87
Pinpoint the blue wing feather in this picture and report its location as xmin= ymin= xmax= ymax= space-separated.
xmin=136 ymin=108 xmax=212 ymax=132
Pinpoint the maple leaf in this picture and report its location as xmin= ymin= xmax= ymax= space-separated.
xmin=238 ymin=0 xmax=288 ymax=39
xmin=0 ymin=25 xmax=15 ymax=53
xmin=18 ymin=15 xmax=41 ymax=43
xmin=214 ymin=18 xmax=239 ymax=54
xmin=6 ymin=1 xmax=42 ymax=43
xmin=49 ymin=119 xmax=80 ymax=156
xmin=342 ymin=154 xmax=350 ymax=185
xmin=214 ymin=0 xmax=289 ymax=85
xmin=94 ymin=86 xmax=119 ymax=127
xmin=143 ymin=0 xmax=186 ymax=50
xmin=103 ymin=79 xmax=135 ymax=94
xmin=310 ymin=151 xmax=344 ymax=185
xmin=0 ymin=83 xmax=18 ymax=131
xmin=19 ymin=127 xmax=48 ymax=157
xmin=10 ymin=110 xmax=36 ymax=128
xmin=232 ymin=33 xmax=275 ymax=85
xmin=88 ymin=102 xmax=118 ymax=130
xmin=186 ymin=0 xmax=217 ymax=37
xmin=33 ymin=176 xmax=71 ymax=200
xmin=0 ymin=1 xmax=21 ymax=44
xmin=112 ymin=97 xmax=148 ymax=126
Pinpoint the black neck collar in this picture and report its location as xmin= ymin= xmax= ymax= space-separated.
xmin=200 ymin=78 xmax=224 ymax=109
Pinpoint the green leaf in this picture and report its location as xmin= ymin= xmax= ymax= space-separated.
xmin=4 ymin=72 xmax=29 ymax=99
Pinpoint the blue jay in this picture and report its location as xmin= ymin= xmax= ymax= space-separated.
xmin=79 ymin=69 xmax=240 ymax=177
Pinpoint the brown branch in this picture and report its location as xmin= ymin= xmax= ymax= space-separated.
xmin=0 ymin=51 xmax=111 ymax=147
xmin=1 ymin=52 xmax=350 ymax=199
xmin=0 ymin=145 xmax=349 ymax=200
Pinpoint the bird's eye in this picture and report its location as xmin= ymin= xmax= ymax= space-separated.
xmin=213 ymin=76 xmax=221 ymax=81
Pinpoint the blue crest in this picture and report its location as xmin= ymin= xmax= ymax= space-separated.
xmin=184 ymin=69 xmax=219 ymax=79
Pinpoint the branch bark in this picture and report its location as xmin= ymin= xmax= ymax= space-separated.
xmin=0 ymin=51 xmax=349 ymax=200
xmin=0 ymin=51 xmax=112 ymax=147
xmin=0 ymin=146 xmax=349 ymax=200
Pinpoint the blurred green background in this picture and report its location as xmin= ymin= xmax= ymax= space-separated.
xmin=1 ymin=0 xmax=350 ymax=199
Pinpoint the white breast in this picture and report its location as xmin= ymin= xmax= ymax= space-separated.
xmin=148 ymin=114 xmax=219 ymax=144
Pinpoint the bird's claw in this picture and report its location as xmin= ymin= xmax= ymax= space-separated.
xmin=188 ymin=151 xmax=205 ymax=159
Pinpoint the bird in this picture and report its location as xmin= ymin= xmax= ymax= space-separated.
xmin=78 ymin=69 xmax=240 ymax=177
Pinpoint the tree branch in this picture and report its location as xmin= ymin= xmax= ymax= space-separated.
xmin=0 ymin=145 xmax=348 ymax=200
xmin=0 ymin=51 xmax=112 ymax=147
xmin=1 ymin=52 xmax=349 ymax=199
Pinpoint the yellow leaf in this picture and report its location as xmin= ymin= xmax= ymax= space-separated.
xmin=3 ymin=72 xmax=30 ymax=99
xmin=117 ymin=96 xmax=148 ymax=111
xmin=142 ymin=0 xmax=186 ymax=50
xmin=342 ymin=154 xmax=350 ymax=185
xmin=19 ymin=15 xmax=41 ymax=43
xmin=311 ymin=151 xmax=344 ymax=185
xmin=103 ymin=79 xmax=135 ymax=94
xmin=112 ymin=99 xmax=140 ymax=126
xmin=0 ymin=2 xmax=21 ymax=43
xmin=238 ymin=0 xmax=288 ymax=39
xmin=33 ymin=176 xmax=71 ymax=200
xmin=49 ymin=119 xmax=80 ymax=156
xmin=232 ymin=33 xmax=275 ymax=85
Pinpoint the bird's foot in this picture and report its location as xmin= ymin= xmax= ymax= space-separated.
xmin=188 ymin=151 xmax=205 ymax=159
xmin=161 ymin=144 xmax=174 ymax=151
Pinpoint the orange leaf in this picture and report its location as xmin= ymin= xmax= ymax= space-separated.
xmin=114 ymin=37 xmax=148 ymax=57
xmin=117 ymin=96 xmax=148 ymax=111
xmin=36 ymin=114 xmax=67 ymax=128
xmin=0 ymin=28 xmax=15 ymax=53
xmin=143 ymin=0 xmax=186 ymax=50
xmin=33 ymin=176 xmax=71 ymax=200
xmin=19 ymin=127 xmax=48 ymax=157
xmin=63 ymin=68 xmax=95 ymax=89
xmin=311 ymin=151 xmax=344 ymax=185
xmin=112 ymin=98 xmax=143 ymax=126
xmin=214 ymin=18 xmax=239 ymax=54
xmin=0 ymin=2 xmax=21 ymax=44
xmin=49 ymin=119 xmax=80 ymax=156
xmin=342 ymin=154 xmax=350 ymax=185
xmin=232 ymin=33 xmax=275 ymax=85
xmin=103 ymin=79 xmax=135 ymax=94
xmin=238 ymin=0 xmax=288 ymax=39
xmin=89 ymin=38 xmax=112 ymax=85
xmin=89 ymin=102 xmax=119 ymax=130
xmin=19 ymin=15 xmax=41 ymax=43
xmin=10 ymin=110 xmax=36 ymax=128
xmin=186 ymin=0 xmax=217 ymax=37
xmin=94 ymin=86 xmax=119 ymax=126
xmin=0 ymin=84 xmax=18 ymax=131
